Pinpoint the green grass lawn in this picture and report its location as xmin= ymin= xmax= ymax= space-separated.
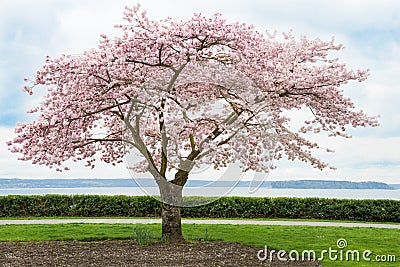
xmin=0 ymin=223 xmax=398 ymax=267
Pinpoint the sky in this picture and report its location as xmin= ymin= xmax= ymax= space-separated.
xmin=0 ymin=0 xmax=399 ymax=183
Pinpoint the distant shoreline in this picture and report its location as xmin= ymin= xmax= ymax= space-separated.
xmin=0 ymin=178 xmax=398 ymax=190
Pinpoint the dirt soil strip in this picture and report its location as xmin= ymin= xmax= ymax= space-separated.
xmin=0 ymin=240 xmax=322 ymax=267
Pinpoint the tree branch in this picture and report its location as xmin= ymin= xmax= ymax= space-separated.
xmin=159 ymin=98 xmax=168 ymax=178
xmin=78 ymin=99 xmax=131 ymax=119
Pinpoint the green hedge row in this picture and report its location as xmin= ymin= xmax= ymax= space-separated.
xmin=0 ymin=195 xmax=160 ymax=217
xmin=0 ymin=195 xmax=399 ymax=222
xmin=181 ymin=197 xmax=400 ymax=222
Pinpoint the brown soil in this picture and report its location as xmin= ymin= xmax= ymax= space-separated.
xmin=0 ymin=240 xmax=322 ymax=266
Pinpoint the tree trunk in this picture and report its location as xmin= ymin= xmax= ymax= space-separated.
xmin=158 ymin=178 xmax=185 ymax=243
xmin=161 ymin=201 xmax=185 ymax=243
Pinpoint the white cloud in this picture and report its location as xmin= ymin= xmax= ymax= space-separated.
xmin=249 ymin=0 xmax=400 ymax=31
xmin=48 ymin=1 xmax=126 ymax=55
xmin=269 ymin=136 xmax=400 ymax=184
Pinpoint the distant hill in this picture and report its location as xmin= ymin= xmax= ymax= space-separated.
xmin=271 ymin=180 xmax=395 ymax=190
xmin=0 ymin=178 xmax=138 ymax=188
xmin=0 ymin=178 xmax=397 ymax=190
xmin=389 ymin=184 xmax=400 ymax=190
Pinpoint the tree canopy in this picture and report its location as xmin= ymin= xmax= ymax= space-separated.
xmin=8 ymin=4 xmax=378 ymax=178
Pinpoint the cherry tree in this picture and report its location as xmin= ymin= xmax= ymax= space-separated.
xmin=8 ymin=5 xmax=378 ymax=242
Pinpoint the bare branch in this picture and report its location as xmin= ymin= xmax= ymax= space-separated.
xmin=189 ymin=134 xmax=196 ymax=151
xmin=159 ymin=98 xmax=168 ymax=177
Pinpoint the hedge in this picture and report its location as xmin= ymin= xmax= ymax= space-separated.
xmin=0 ymin=195 xmax=398 ymax=222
